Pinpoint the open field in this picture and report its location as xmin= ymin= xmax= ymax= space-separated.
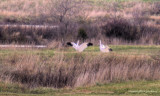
xmin=0 ymin=45 xmax=159 ymax=56
xmin=0 ymin=45 xmax=160 ymax=96
xmin=1 ymin=80 xmax=160 ymax=96
xmin=0 ymin=0 xmax=160 ymax=95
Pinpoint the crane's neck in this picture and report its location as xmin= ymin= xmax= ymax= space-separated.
xmin=99 ymin=40 xmax=102 ymax=46
xmin=77 ymin=40 xmax=79 ymax=46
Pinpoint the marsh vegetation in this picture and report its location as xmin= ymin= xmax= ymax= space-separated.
xmin=0 ymin=45 xmax=159 ymax=96
xmin=0 ymin=0 xmax=160 ymax=96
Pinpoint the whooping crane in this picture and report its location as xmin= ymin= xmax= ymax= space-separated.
xmin=67 ymin=41 xmax=93 ymax=52
xmin=67 ymin=40 xmax=79 ymax=50
xmin=99 ymin=40 xmax=112 ymax=52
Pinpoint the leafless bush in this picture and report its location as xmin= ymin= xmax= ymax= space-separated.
xmin=102 ymin=17 xmax=141 ymax=41
xmin=150 ymin=2 xmax=160 ymax=15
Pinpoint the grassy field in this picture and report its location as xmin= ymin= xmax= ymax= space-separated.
xmin=0 ymin=1 xmax=160 ymax=96
xmin=0 ymin=45 xmax=159 ymax=96
xmin=0 ymin=0 xmax=160 ymax=95
xmin=0 ymin=45 xmax=159 ymax=56
xmin=1 ymin=79 xmax=160 ymax=96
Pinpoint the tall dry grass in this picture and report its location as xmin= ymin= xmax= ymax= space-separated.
xmin=0 ymin=52 xmax=160 ymax=88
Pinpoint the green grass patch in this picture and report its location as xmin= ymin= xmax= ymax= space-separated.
xmin=0 ymin=45 xmax=159 ymax=56
xmin=1 ymin=80 xmax=160 ymax=96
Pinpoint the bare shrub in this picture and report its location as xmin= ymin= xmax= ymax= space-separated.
xmin=77 ymin=28 xmax=88 ymax=42
xmin=102 ymin=17 xmax=141 ymax=41
xmin=150 ymin=2 xmax=160 ymax=15
xmin=41 ymin=0 xmax=85 ymax=44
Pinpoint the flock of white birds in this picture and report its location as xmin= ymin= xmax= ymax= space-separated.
xmin=67 ymin=40 xmax=113 ymax=52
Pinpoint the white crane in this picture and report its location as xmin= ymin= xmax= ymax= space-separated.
xmin=67 ymin=41 xmax=93 ymax=52
xmin=99 ymin=40 xmax=112 ymax=52
xmin=71 ymin=40 xmax=79 ymax=50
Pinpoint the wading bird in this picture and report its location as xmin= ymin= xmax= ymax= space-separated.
xmin=99 ymin=40 xmax=112 ymax=52
xmin=67 ymin=41 xmax=93 ymax=52
xmin=67 ymin=40 xmax=79 ymax=50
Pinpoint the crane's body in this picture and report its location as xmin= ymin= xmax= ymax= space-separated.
xmin=67 ymin=41 xmax=93 ymax=52
xmin=99 ymin=40 xmax=112 ymax=53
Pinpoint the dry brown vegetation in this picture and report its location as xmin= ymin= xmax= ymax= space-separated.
xmin=0 ymin=1 xmax=160 ymax=44
xmin=0 ymin=25 xmax=59 ymax=44
xmin=0 ymin=1 xmax=160 ymax=94
xmin=0 ymin=52 xmax=159 ymax=88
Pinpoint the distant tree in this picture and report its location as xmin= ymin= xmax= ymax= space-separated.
xmin=44 ymin=0 xmax=84 ymax=45
xmin=77 ymin=28 xmax=88 ymax=42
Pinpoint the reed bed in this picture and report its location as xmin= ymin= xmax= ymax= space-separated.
xmin=0 ymin=51 xmax=159 ymax=88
